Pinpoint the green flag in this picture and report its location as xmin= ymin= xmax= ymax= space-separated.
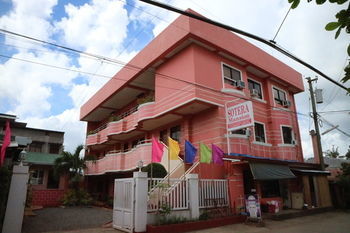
xmin=200 ymin=143 xmax=212 ymax=163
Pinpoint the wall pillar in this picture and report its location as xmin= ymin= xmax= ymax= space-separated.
xmin=133 ymin=171 xmax=148 ymax=232
xmin=2 ymin=165 xmax=29 ymax=233
xmin=186 ymin=173 xmax=199 ymax=219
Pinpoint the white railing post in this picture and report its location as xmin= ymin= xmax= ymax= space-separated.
xmin=134 ymin=171 xmax=148 ymax=232
xmin=186 ymin=173 xmax=199 ymax=219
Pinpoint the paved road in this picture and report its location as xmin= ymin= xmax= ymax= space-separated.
xmin=22 ymin=209 xmax=350 ymax=233
xmin=189 ymin=211 xmax=350 ymax=233
xmin=22 ymin=207 xmax=112 ymax=233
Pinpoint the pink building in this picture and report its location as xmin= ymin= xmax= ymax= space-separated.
xmin=81 ymin=11 xmax=331 ymax=211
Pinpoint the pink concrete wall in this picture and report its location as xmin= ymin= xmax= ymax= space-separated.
xmin=81 ymin=12 xmax=303 ymax=121
xmin=85 ymin=143 xmax=152 ymax=175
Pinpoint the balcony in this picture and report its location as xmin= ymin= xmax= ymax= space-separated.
xmin=86 ymin=85 xmax=223 ymax=147
xmin=85 ymin=141 xmax=152 ymax=175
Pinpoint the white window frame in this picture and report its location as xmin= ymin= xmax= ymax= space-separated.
xmin=248 ymin=78 xmax=265 ymax=102
xmin=253 ymin=121 xmax=267 ymax=144
xmin=229 ymin=128 xmax=250 ymax=139
xmin=278 ymin=125 xmax=296 ymax=146
xmin=30 ymin=169 xmax=44 ymax=185
xmin=272 ymin=85 xmax=288 ymax=106
xmin=221 ymin=62 xmax=243 ymax=88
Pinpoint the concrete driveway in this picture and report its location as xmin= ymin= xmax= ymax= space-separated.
xmin=189 ymin=210 xmax=350 ymax=233
xmin=22 ymin=207 xmax=112 ymax=233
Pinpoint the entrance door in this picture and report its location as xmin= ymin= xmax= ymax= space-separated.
xmin=113 ymin=178 xmax=134 ymax=233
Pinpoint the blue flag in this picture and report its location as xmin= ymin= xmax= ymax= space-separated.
xmin=185 ymin=140 xmax=197 ymax=163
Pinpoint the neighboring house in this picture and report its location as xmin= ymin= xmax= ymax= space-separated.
xmin=80 ymin=10 xmax=331 ymax=211
xmin=307 ymin=157 xmax=350 ymax=181
xmin=0 ymin=113 xmax=67 ymax=207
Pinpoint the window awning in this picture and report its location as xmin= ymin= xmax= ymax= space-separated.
xmin=249 ymin=162 xmax=296 ymax=180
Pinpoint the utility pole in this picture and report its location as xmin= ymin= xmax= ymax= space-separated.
xmin=307 ymin=77 xmax=325 ymax=170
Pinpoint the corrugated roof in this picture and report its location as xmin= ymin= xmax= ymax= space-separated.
xmin=24 ymin=152 xmax=62 ymax=165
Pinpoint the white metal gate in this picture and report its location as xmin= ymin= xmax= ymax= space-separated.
xmin=113 ymin=178 xmax=134 ymax=233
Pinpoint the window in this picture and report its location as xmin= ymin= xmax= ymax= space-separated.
xmin=122 ymin=143 xmax=129 ymax=152
xmin=132 ymin=137 xmax=145 ymax=148
xmin=159 ymin=129 xmax=167 ymax=144
xmin=223 ymin=64 xmax=241 ymax=86
xmin=273 ymin=87 xmax=286 ymax=105
xmin=261 ymin=180 xmax=281 ymax=198
xmin=248 ymin=79 xmax=262 ymax=99
xmin=282 ymin=126 xmax=293 ymax=144
xmin=254 ymin=122 xmax=266 ymax=143
xmin=170 ymin=125 xmax=181 ymax=142
xmin=231 ymin=128 xmax=246 ymax=135
xmin=49 ymin=143 xmax=61 ymax=154
xmin=31 ymin=169 xmax=44 ymax=185
xmin=29 ymin=141 xmax=43 ymax=153
xmin=47 ymin=169 xmax=59 ymax=189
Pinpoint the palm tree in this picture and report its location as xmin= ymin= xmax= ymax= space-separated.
xmin=54 ymin=145 xmax=86 ymax=190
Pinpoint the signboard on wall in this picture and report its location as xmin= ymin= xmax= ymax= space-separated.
xmin=245 ymin=194 xmax=262 ymax=220
xmin=226 ymin=101 xmax=254 ymax=131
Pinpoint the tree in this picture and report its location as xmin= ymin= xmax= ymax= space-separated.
xmin=54 ymin=145 xmax=86 ymax=190
xmin=289 ymin=0 xmax=350 ymax=91
xmin=142 ymin=163 xmax=167 ymax=178
xmin=336 ymin=162 xmax=350 ymax=208
xmin=54 ymin=145 xmax=92 ymax=206
xmin=345 ymin=146 xmax=350 ymax=159
xmin=325 ymin=145 xmax=340 ymax=158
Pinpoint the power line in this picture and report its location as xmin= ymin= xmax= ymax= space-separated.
xmin=0 ymin=28 xmax=311 ymax=119
xmin=0 ymin=51 xmax=311 ymax=120
xmin=318 ymin=115 xmax=350 ymax=138
xmin=318 ymin=110 xmax=350 ymax=114
xmin=0 ymin=54 xmax=112 ymax=78
xmin=272 ymin=5 xmax=292 ymax=42
xmin=139 ymin=0 xmax=349 ymax=92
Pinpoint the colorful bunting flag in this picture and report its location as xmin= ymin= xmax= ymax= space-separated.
xmin=151 ymin=137 xmax=164 ymax=163
xmin=212 ymin=144 xmax=224 ymax=165
xmin=185 ymin=140 xmax=197 ymax=163
xmin=200 ymin=143 xmax=212 ymax=163
xmin=168 ymin=137 xmax=180 ymax=160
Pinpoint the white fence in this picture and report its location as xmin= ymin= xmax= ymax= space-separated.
xmin=147 ymin=178 xmax=229 ymax=212
xmin=199 ymin=179 xmax=229 ymax=208
xmin=147 ymin=178 xmax=188 ymax=212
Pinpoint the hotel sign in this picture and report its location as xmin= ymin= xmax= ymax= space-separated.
xmin=226 ymin=101 xmax=254 ymax=131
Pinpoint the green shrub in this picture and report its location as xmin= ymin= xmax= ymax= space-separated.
xmin=142 ymin=163 xmax=167 ymax=178
xmin=158 ymin=215 xmax=188 ymax=225
xmin=62 ymin=189 xmax=93 ymax=206
xmin=199 ymin=211 xmax=210 ymax=221
xmin=0 ymin=167 xmax=11 ymax=230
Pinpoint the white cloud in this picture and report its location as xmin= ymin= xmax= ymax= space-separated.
xmin=0 ymin=49 xmax=77 ymax=117
xmin=1 ymin=0 xmax=349 ymax=158
xmin=0 ymin=0 xmax=57 ymax=47
xmin=55 ymin=0 xmax=129 ymax=57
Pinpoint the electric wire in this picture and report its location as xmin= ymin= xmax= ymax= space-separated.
xmin=139 ymin=0 xmax=349 ymax=92
xmin=272 ymin=5 xmax=292 ymax=42
xmin=0 ymin=50 xmax=311 ymax=120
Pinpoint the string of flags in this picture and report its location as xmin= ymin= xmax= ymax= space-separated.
xmin=151 ymin=137 xmax=224 ymax=165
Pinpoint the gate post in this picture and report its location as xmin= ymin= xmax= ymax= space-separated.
xmin=133 ymin=171 xmax=148 ymax=232
xmin=2 ymin=165 xmax=29 ymax=233
xmin=186 ymin=173 xmax=199 ymax=219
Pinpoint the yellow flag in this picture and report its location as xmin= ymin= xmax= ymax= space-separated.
xmin=168 ymin=137 xmax=180 ymax=160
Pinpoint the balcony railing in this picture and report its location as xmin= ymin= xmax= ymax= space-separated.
xmin=85 ymin=140 xmax=152 ymax=175
xmin=86 ymin=85 xmax=222 ymax=146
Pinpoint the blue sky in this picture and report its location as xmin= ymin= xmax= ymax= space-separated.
xmin=0 ymin=0 xmax=349 ymax=156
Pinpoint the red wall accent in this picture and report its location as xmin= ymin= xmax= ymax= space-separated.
xmin=31 ymin=190 xmax=65 ymax=207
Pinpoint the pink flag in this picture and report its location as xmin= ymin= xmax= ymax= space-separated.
xmin=151 ymin=137 xmax=164 ymax=163
xmin=212 ymin=144 xmax=224 ymax=165
xmin=1 ymin=120 xmax=11 ymax=166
